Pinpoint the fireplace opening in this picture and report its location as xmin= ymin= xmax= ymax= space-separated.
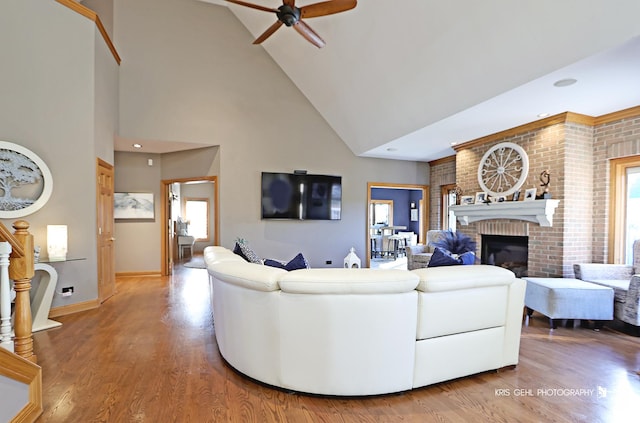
xmin=481 ymin=235 xmax=528 ymax=277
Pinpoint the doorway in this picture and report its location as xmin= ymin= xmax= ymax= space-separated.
xmin=161 ymin=176 xmax=218 ymax=276
xmin=96 ymin=158 xmax=116 ymax=302
xmin=366 ymin=182 xmax=429 ymax=268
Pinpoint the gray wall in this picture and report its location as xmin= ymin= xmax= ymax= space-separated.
xmin=1 ymin=0 xmax=118 ymax=307
xmin=114 ymin=147 xmax=220 ymax=272
xmin=114 ymin=0 xmax=429 ymax=267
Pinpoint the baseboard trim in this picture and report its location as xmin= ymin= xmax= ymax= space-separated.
xmin=116 ymin=271 xmax=162 ymax=278
xmin=49 ymin=299 xmax=100 ymax=318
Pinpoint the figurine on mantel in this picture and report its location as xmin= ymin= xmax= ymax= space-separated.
xmin=538 ymin=169 xmax=552 ymax=199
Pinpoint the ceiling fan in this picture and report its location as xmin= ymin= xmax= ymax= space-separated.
xmin=225 ymin=0 xmax=357 ymax=48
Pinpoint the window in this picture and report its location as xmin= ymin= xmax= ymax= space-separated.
xmin=185 ymin=198 xmax=209 ymax=241
xmin=610 ymin=156 xmax=640 ymax=263
xmin=441 ymin=184 xmax=457 ymax=231
xmin=625 ymin=167 xmax=640 ymax=263
xmin=369 ymin=200 xmax=393 ymax=233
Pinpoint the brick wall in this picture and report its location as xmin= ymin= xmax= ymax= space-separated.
xmin=428 ymin=157 xmax=456 ymax=229
xmin=455 ymin=123 xmax=574 ymax=277
xmin=429 ymin=109 xmax=640 ymax=276
xmin=593 ymin=114 xmax=640 ymax=262
xmin=431 ymin=113 xmax=640 ymax=277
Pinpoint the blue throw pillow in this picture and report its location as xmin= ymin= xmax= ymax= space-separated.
xmin=233 ymin=242 xmax=249 ymax=262
xmin=285 ymin=253 xmax=310 ymax=271
xmin=459 ymin=251 xmax=476 ymax=265
xmin=428 ymin=247 xmax=460 ymax=267
xmin=238 ymin=242 xmax=262 ymax=264
xmin=263 ymin=259 xmax=286 ymax=269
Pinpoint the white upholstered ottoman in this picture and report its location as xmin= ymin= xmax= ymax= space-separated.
xmin=523 ymin=277 xmax=614 ymax=329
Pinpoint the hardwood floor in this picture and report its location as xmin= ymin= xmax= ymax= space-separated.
xmin=34 ymin=259 xmax=640 ymax=422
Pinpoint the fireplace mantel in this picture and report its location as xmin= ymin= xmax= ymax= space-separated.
xmin=450 ymin=199 xmax=560 ymax=227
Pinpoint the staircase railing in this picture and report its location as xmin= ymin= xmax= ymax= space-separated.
xmin=0 ymin=220 xmax=36 ymax=363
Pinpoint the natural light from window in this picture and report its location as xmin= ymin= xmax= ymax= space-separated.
xmin=185 ymin=199 xmax=208 ymax=240
xmin=625 ymin=167 xmax=640 ymax=264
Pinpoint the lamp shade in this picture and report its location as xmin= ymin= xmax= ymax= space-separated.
xmin=47 ymin=225 xmax=67 ymax=261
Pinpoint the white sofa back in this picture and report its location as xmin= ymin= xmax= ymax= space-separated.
xmin=204 ymin=246 xmax=525 ymax=396
xmin=278 ymin=269 xmax=419 ymax=395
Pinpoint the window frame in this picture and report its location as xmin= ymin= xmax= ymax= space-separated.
xmin=441 ymin=183 xmax=457 ymax=231
xmin=608 ymin=155 xmax=640 ymax=263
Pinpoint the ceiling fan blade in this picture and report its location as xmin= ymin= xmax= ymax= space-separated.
xmin=225 ymin=0 xmax=278 ymax=13
xmin=283 ymin=0 xmax=296 ymax=7
xmin=300 ymin=0 xmax=357 ymax=19
xmin=293 ymin=20 xmax=325 ymax=48
xmin=253 ymin=20 xmax=284 ymax=44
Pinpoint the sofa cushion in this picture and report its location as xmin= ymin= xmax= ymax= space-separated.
xmin=279 ymin=269 xmax=419 ymax=294
xmin=582 ymin=279 xmax=630 ymax=303
xmin=413 ymin=265 xmax=517 ymax=292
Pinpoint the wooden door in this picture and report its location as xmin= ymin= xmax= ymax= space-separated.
xmin=96 ymin=158 xmax=116 ymax=302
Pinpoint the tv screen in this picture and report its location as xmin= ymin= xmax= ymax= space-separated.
xmin=261 ymin=172 xmax=341 ymax=220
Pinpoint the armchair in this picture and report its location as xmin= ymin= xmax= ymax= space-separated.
xmin=406 ymin=230 xmax=446 ymax=270
xmin=573 ymin=240 xmax=640 ymax=328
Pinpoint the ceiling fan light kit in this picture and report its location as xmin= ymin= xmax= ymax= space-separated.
xmin=226 ymin=0 xmax=357 ymax=48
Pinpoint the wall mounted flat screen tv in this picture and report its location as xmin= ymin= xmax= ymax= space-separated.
xmin=261 ymin=172 xmax=342 ymax=220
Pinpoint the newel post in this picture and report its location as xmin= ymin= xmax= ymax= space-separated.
xmin=9 ymin=220 xmax=36 ymax=363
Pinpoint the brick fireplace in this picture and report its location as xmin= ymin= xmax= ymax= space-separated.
xmin=481 ymin=234 xmax=528 ymax=277
xmin=428 ymin=109 xmax=640 ymax=278
xmin=453 ymin=116 xmax=594 ymax=277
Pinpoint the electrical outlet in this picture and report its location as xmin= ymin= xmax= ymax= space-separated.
xmin=62 ymin=287 xmax=74 ymax=297
xmin=325 ymin=260 xmax=332 ymax=265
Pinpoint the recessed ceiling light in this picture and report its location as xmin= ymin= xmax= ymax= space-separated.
xmin=537 ymin=113 xmax=550 ymax=118
xmin=132 ymin=143 xmax=142 ymax=148
xmin=553 ymin=78 xmax=577 ymax=88
xmin=386 ymin=147 xmax=397 ymax=152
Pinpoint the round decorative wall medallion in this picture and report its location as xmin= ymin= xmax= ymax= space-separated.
xmin=0 ymin=141 xmax=53 ymax=219
xmin=477 ymin=142 xmax=529 ymax=197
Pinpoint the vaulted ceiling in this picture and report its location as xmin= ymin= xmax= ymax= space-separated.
xmin=198 ymin=1 xmax=640 ymax=162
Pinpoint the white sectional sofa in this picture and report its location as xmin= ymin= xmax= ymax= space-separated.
xmin=204 ymin=246 xmax=526 ymax=396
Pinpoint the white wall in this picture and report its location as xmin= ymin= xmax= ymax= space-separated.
xmin=0 ymin=0 xmax=118 ymax=307
xmin=114 ymin=0 xmax=429 ymax=267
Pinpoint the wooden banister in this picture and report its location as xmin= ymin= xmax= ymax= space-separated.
xmin=0 ymin=220 xmax=36 ymax=363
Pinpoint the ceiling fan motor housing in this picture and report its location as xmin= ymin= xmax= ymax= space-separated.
xmin=277 ymin=5 xmax=300 ymax=26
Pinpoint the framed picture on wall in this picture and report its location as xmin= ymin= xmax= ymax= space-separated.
xmin=0 ymin=141 xmax=53 ymax=219
xmin=524 ymin=188 xmax=537 ymax=201
xmin=460 ymin=195 xmax=474 ymax=205
xmin=474 ymin=192 xmax=487 ymax=204
xmin=114 ymin=192 xmax=155 ymax=220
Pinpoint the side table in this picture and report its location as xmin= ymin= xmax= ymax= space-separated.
xmin=31 ymin=263 xmax=62 ymax=332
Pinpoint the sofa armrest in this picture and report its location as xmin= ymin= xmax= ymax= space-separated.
xmin=573 ymin=263 xmax=633 ymax=281
xmin=406 ymin=244 xmax=428 ymax=256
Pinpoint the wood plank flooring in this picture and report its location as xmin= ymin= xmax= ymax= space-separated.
xmin=34 ymin=258 xmax=640 ymax=422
